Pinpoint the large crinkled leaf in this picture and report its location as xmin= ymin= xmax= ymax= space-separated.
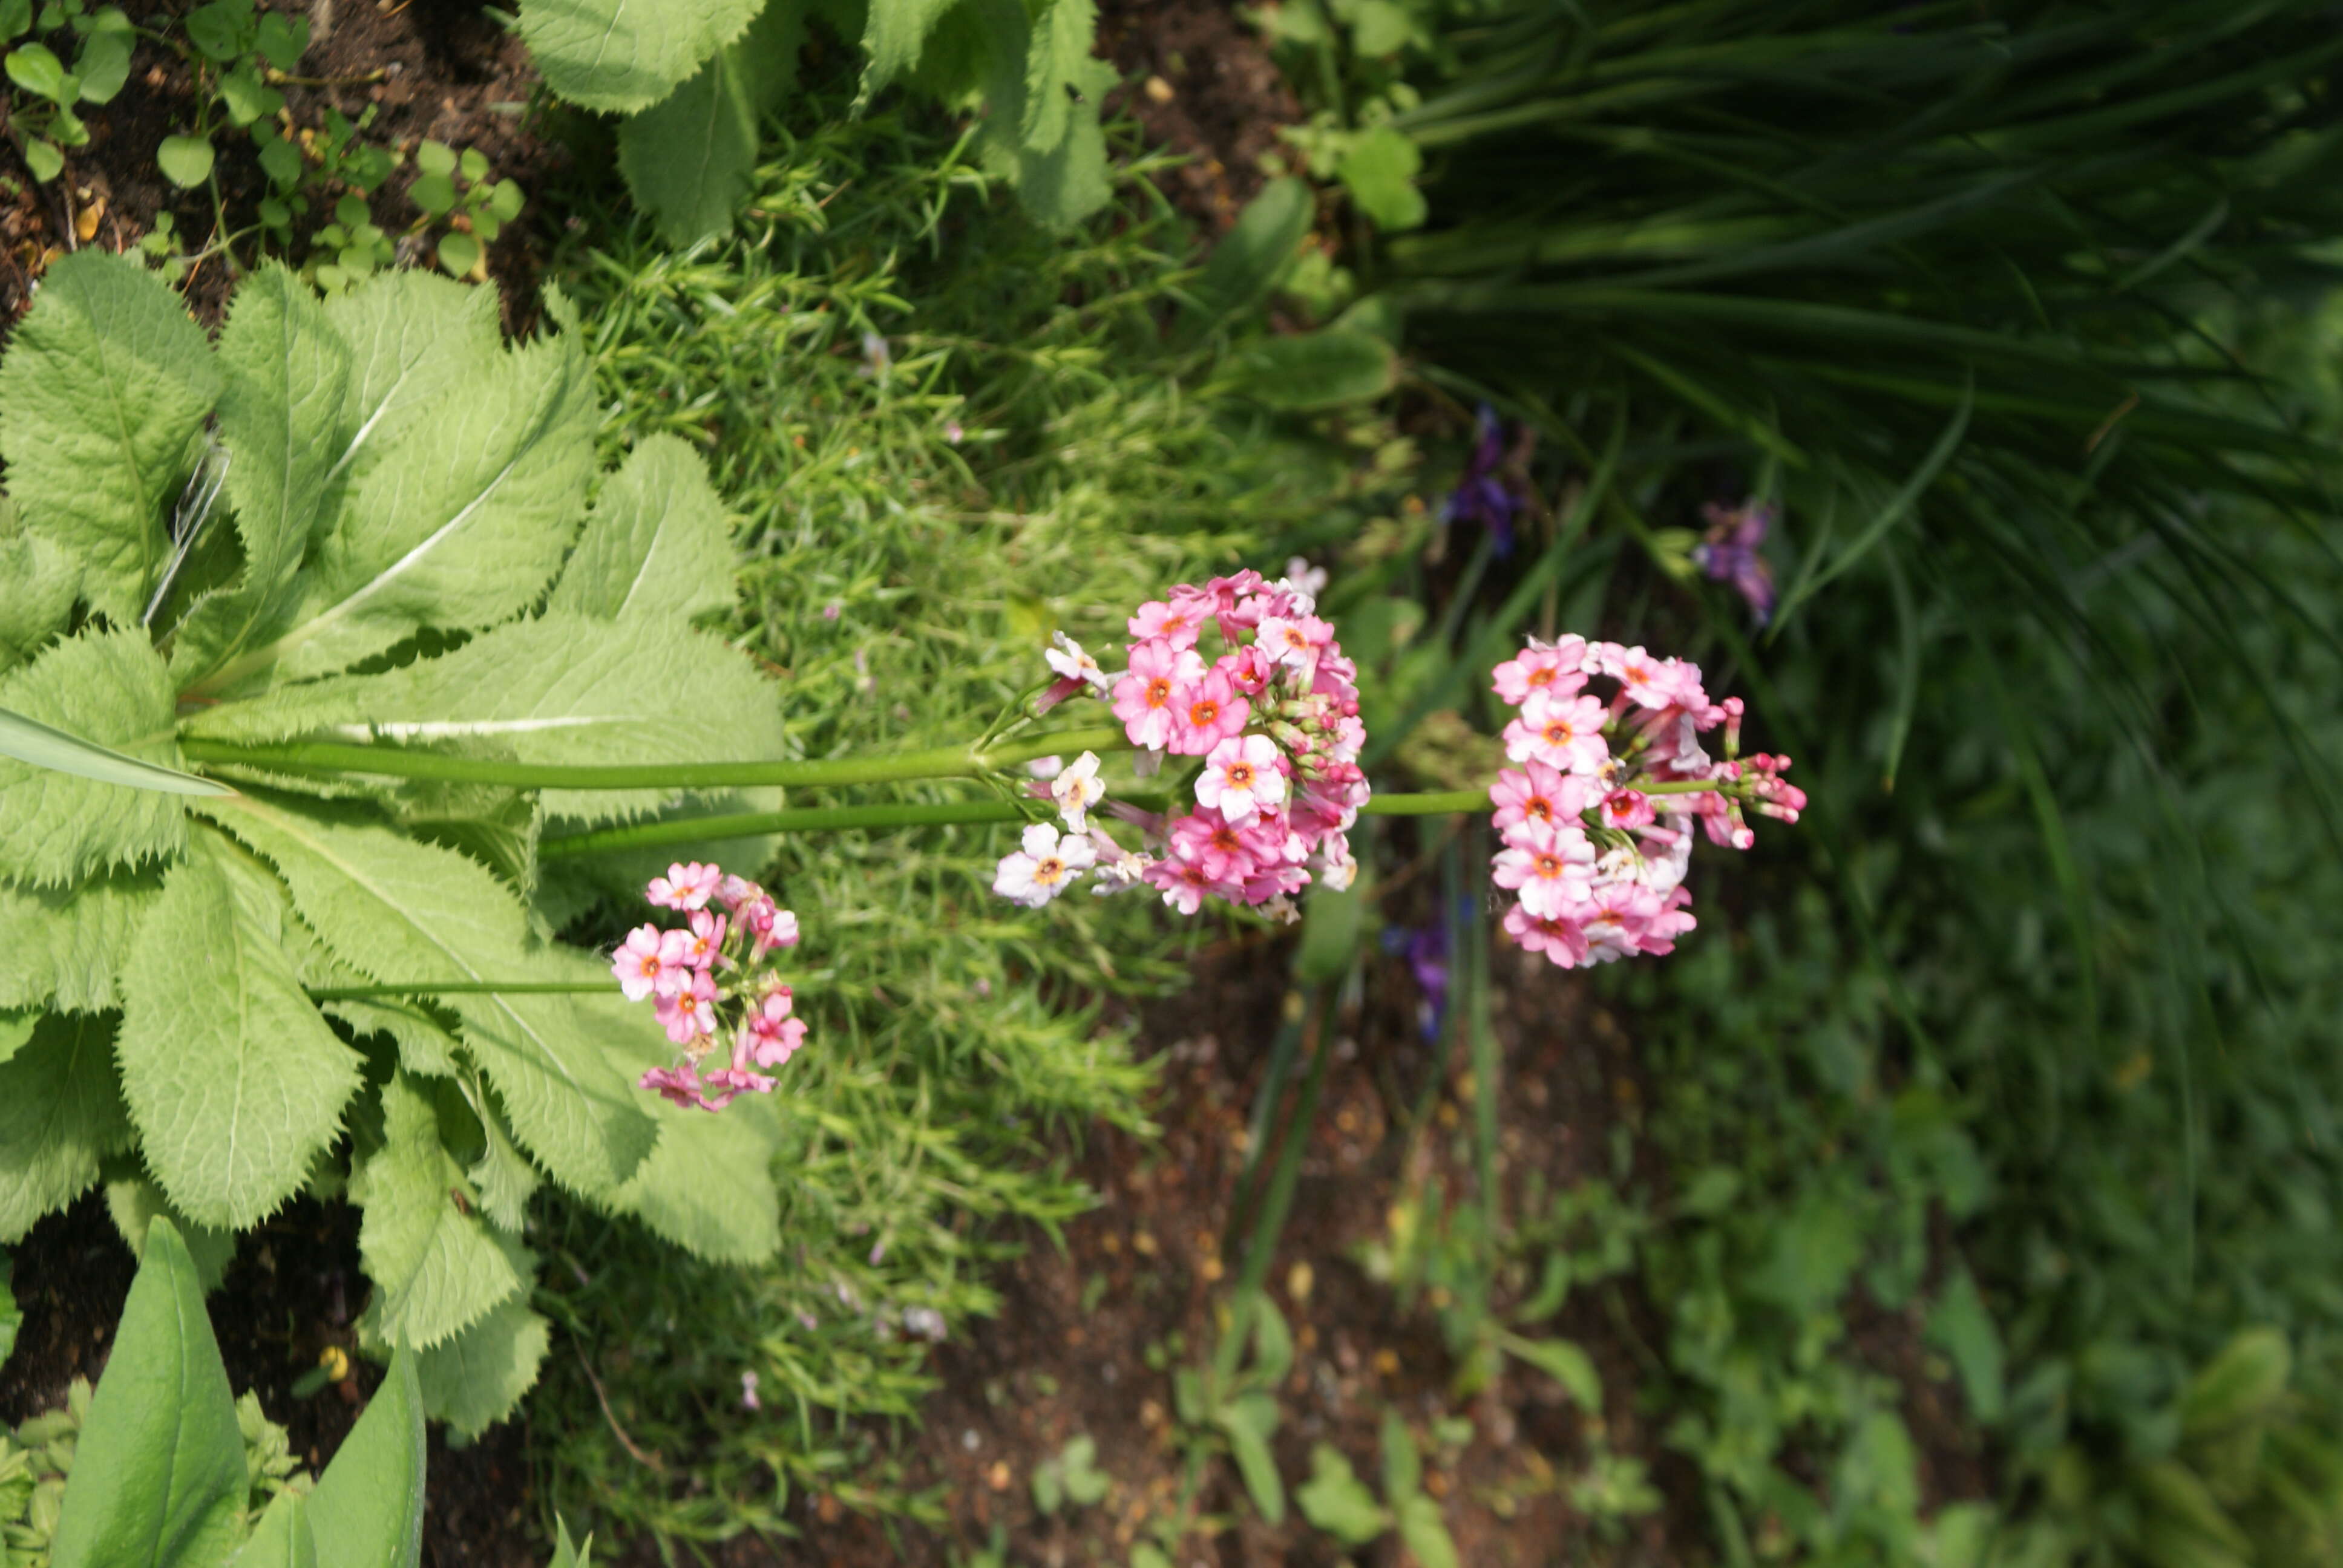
xmin=306 ymin=1348 xmax=425 ymax=1568
xmin=453 ymin=1068 xmax=540 ymax=1232
xmin=967 ymin=0 xmax=1112 ymax=232
xmin=0 ymin=629 xmax=188 ymax=886
xmin=1019 ymin=0 xmax=1106 ymax=155
xmin=0 ymin=1011 xmax=129 ymax=1241
xmin=0 ymin=872 xmax=160 ymax=1013
xmin=198 ymin=792 xmax=656 ymax=1194
xmin=117 ymin=828 xmax=362 ymax=1229
xmin=48 ymin=1218 xmax=246 ymax=1568
xmin=616 ymin=0 xmax=807 ymax=245
xmin=612 ymin=1087 xmax=782 ymax=1263
xmin=0 ymin=515 xmax=80 ymax=674
xmin=355 ymin=1071 xmax=528 ymax=1350
xmin=194 ymin=284 xmax=598 ymax=691
xmin=0 ymin=251 xmax=220 ymax=623
xmin=520 ymin=0 xmax=765 ymax=113
xmin=171 ymin=263 xmax=355 ymax=685
xmin=0 ymin=1008 xmax=31 ymax=1066
xmin=189 ymin=610 xmax=785 ymax=826
xmin=412 ymin=1293 xmax=550 ymax=1438
xmin=550 ymin=434 xmax=738 ymax=624
xmin=857 ymin=0 xmax=959 ymax=105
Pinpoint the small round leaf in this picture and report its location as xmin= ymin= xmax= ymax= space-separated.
xmin=409 ymin=171 xmax=455 ymax=217
xmin=436 ymin=231 xmax=480 ymax=276
xmin=5 ymin=42 xmax=66 ymax=100
xmin=22 ymin=136 xmax=62 ymax=182
xmin=156 ymin=133 xmax=215 ymax=189
xmin=414 ymin=138 xmax=455 ymax=177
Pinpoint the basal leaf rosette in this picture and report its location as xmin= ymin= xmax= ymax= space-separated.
xmin=0 ymin=253 xmax=787 ymax=1436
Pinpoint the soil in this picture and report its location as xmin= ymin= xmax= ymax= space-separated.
xmin=1096 ymin=0 xmax=1304 ymax=236
xmin=0 ymin=0 xmax=562 ymax=335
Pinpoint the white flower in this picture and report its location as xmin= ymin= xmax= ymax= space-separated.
xmin=1086 ymin=828 xmax=1150 ymax=896
xmin=1046 ymin=631 xmax=1113 ymax=693
xmin=991 ymin=823 xmax=1096 ymax=907
xmin=1051 ymin=750 xmax=1107 ymax=833
xmin=1315 ymin=835 xmax=1358 ymax=892
xmin=1283 ymin=555 xmax=1328 ymax=603
xmin=1026 ymin=754 xmax=1065 ymax=780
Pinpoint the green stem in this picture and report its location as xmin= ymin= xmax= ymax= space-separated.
xmin=179 ymin=726 xmax=1133 ymax=791
xmin=304 ymin=981 xmax=611 ymax=999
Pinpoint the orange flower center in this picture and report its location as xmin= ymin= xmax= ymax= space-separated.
xmin=1227 ymin=762 xmax=1254 ymax=789
xmin=1035 ymin=857 xmax=1066 ymax=883
xmin=1146 ymin=678 xmax=1173 ymax=707
xmin=1188 ymin=699 xmax=1221 ymax=728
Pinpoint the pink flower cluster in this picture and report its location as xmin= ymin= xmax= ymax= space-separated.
xmin=1000 ymin=563 xmax=1367 ymax=921
xmin=616 ymin=861 xmax=808 ymax=1112
xmin=1487 ymin=638 xmax=1807 ymax=969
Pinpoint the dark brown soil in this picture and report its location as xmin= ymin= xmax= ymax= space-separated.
xmin=1 ymin=1191 xmax=538 ymax=1567
xmin=1098 ymin=0 xmax=1303 ymax=235
xmin=0 ymin=0 xmax=560 ymax=333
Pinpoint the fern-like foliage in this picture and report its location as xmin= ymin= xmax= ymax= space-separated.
xmin=0 ymin=252 xmax=786 ymax=1436
xmin=520 ymin=0 xmax=1116 ymax=241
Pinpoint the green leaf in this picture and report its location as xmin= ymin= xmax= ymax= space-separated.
xmin=412 ymin=1293 xmax=548 ymax=1437
xmin=1335 ymin=126 xmax=1426 ymax=231
xmin=1296 ymin=1444 xmax=1389 ymax=1545
xmin=1224 ymin=329 xmax=1398 ymax=412
xmin=1925 ymin=1266 xmax=2007 ymax=1424
xmin=958 ymin=0 xmax=1109 ymax=232
xmin=356 ymin=1071 xmax=528 ymax=1349
xmin=1379 ymin=1408 xmax=1421 ymax=1500
xmin=457 ymin=1074 xmax=539 ymax=1232
xmin=609 ymin=1083 xmax=780 ymax=1263
xmin=172 ymin=264 xmax=357 ymax=685
xmin=0 ymin=250 xmax=220 ymax=622
xmin=2181 ymin=1328 xmax=2292 ymax=1439
xmin=1216 ymin=1391 xmax=1285 ymax=1523
xmin=615 ymin=0 xmax=805 ymax=246
xmin=548 ymin=1517 xmax=592 ymax=1568
xmin=156 ymin=134 xmax=214 ymax=188
xmin=254 ymin=12 xmax=304 ymax=71
xmin=198 ymin=794 xmax=657 ymax=1195
xmin=197 ymin=273 xmax=598 ymax=690
xmin=117 ymin=828 xmax=361 ymax=1229
xmin=1178 ymin=177 xmax=1314 ymax=340
xmin=0 ymin=1251 xmax=21 ymax=1372
xmin=0 ymin=1013 xmax=128 ymax=1242
xmin=306 ymin=1347 xmax=425 ymax=1568
xmin=48 ymin=1218 xmax=246 ymax=1568
xmin=1394 ymin=1492 xmax=1460 ymax=1568
xmin=434 ymin=232 xmax=479 ymax=277
xmin=549 ymin=434 xmax=735 ymax=624
xmin=322 ymin=995 xmax=461 ymax=1078
xmin=0 ymin=517 xmax=80 ymax=673
xmin=0 ymin=630 xmax=191 ymax=886
xmin=1506 ymin=1335 xmax=1602 ymax=1408
xmin=103 ymin=1174 xmax=237 ymax=1294
xmin=189 ymin=610 xmax=786 ymax=826
xmin=22 ymin=136 xmax=61 ymax=182
xmin=519 ymin=0 xmax=764 ymax=113
xmin=72 ymin=27 xmax=128 ymax=102
xmin=0 ymin=872 xmax=160 ymax=1013
xmin=410 ymin=172 xmax=456 ymax=217
xmin=0 ymin=702 xmax=229 ymax=797
xmin=5 ymin=42 xmax=65 ymax=100
xmin=857 ymin=0 xmax=958 ymax=105
xmin=234 ymin=1491 xmax=318 ymax=1568
xmin=413 ymin=139 xmax=456 ymax=178
xmin=1018 ymin=0 xmax=1102 ymax=155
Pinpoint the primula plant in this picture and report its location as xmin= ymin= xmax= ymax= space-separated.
xmin=616 ymin=862 xmax=810 ymax=1112
xmin=0 ymin=250 xmax=795 ymax=1435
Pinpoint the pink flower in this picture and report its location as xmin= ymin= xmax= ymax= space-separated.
xmin=1166 ymin=665 xmax=1250 ymax=756
xmin=736 ymin=895 xmax=797 ymax=958
xmin=1314 ymin=835 xmax=1358 ymax=891
xmin=1503 ymin=903 xmax=1590 ymax=969
xmin=1599 ymin=789 xmax=1655 ymax=831
xmin=612 ymin=924 xmax=688 ymax=1001
xmin=1492 ymin=637 xmax=1589 ymax=707
xmin=1142 ymin=855 xmax=1228 ymax=916
xmin=647 ymin=861 xmax=723 ymax=911
xmin=655 ymin=969 xmax=719 ymax=1045
xmin=1195 ymin=734 xmax=1288 ymax=827
xmin=1170 ymin=811 xmax=1266 ymax=884
xmin=1491 ymin=762 xmax=1588 ymax=841
xmin=1111 ymin=640 xmax=1201 ymax=751
xmin=742 ymin=987 xmax=807 ymax=1068
xmin=699 ymin=1063 xmax=775 ymax=1110
xmin=1127 ymin=600 xmax=1204 ymax=650
xmin=1581 ymin=883 xmax=1664 ymax=961
xmin=1490 ymin=818 xmax=1596 ymax=919
xmin=717 ymin=874 xmax=762 ymax=910
xmin=677 ymin=909 xmax=726 ymax=970
xmin=1504 ymin=688 xmax=1611 ymax=776
xmin=1255 ymin=614 xmax=1334 ymax=676
xmin=992 ymin=823 xmax=1097 ymax=907
xmin=639 ymin=1064 xmax=707 ymax=1109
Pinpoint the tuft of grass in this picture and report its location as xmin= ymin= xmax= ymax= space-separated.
xmin=519 ymin=88 xmax=1372 ymax=1552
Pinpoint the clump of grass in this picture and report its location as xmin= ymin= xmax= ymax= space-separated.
xmin=520 ymin=91 xmax=1364 ymax=1550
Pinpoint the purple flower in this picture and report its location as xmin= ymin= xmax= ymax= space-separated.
xmin=1693 ymin=500 xmax=1777 ymax=626
xmin=1383 ymin=920 xmax=1452 ymax=1042
xmin=1442 ymin=405 xmax=1524 ymax=557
